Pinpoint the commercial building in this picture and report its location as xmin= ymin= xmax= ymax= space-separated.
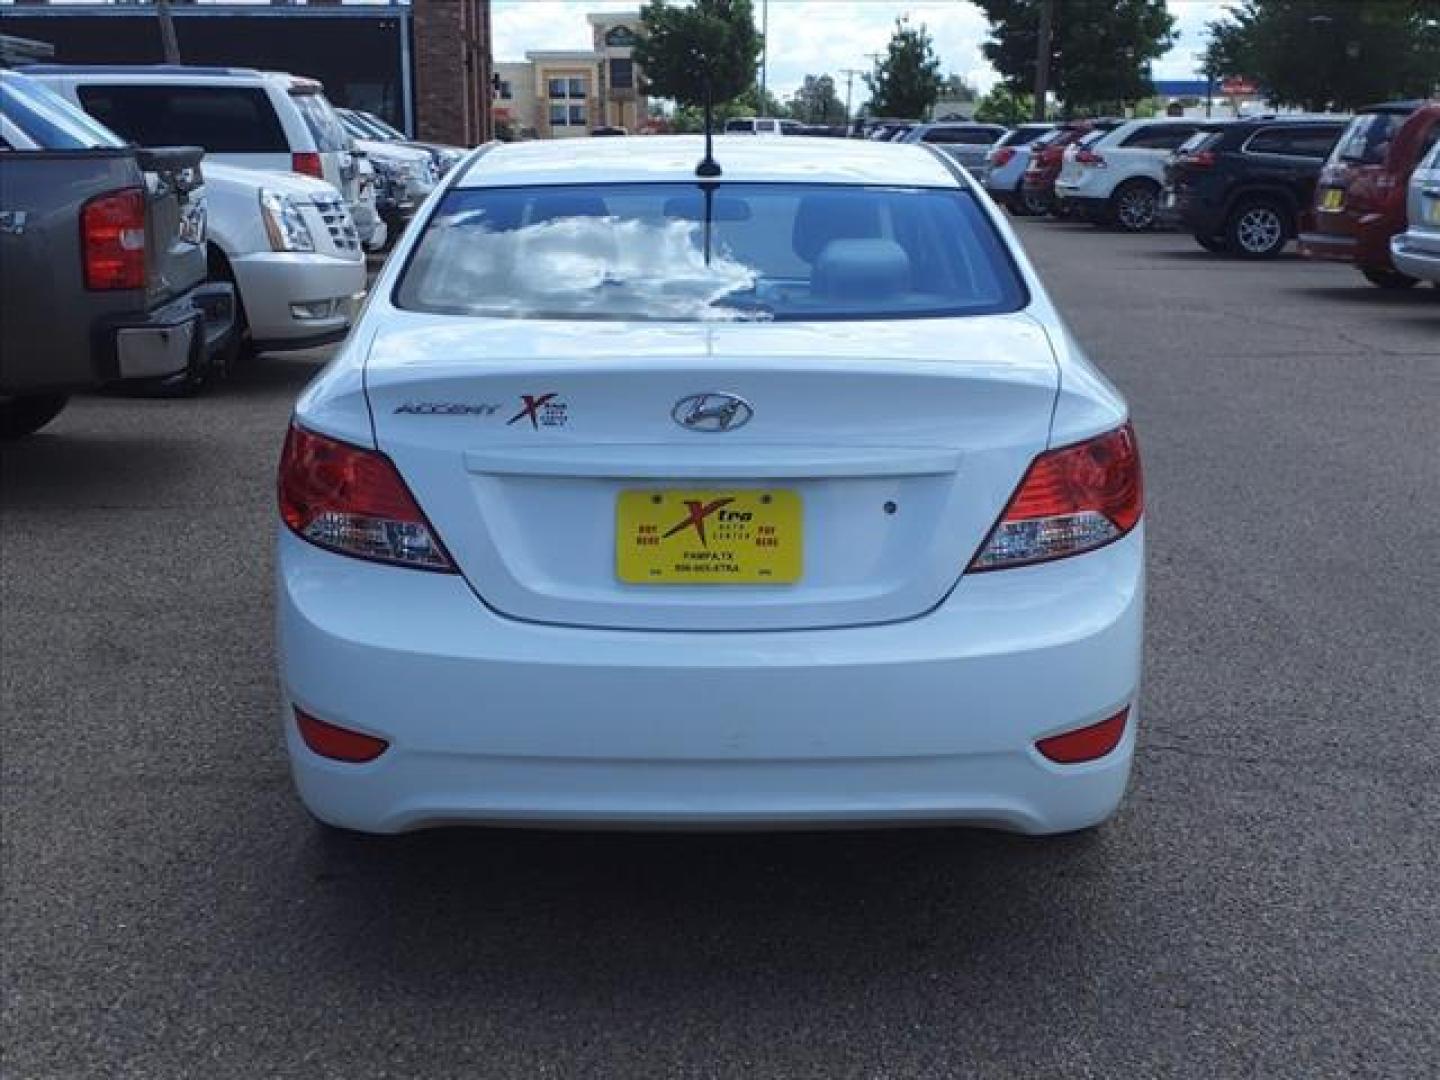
xmin=492 ymin=10 xmax=647 ymax=139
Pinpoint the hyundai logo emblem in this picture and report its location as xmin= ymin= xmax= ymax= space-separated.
xmin=672 ymin=392 xmax=753 ymax=433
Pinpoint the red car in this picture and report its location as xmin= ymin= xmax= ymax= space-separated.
xmin=1021 ymin=121 xmax=1115 ymax=215
xmin=1300 ymin=100 xmax=1440 ymax=288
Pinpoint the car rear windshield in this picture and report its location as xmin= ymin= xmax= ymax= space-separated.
xmin=76 ymin=84 xmax=287 ymax=153
xmin=396 ymin=182 xmax=1028 ymax=322
xmin=1 ymin=73 xmax=125 ymax=150
xmin=290 ymin=90 xmax=350 ymax=152
xmin=1176 ymin=130 xmax=1219 ymax=154
xmin=999 ymin=126 xmax=1051 ymax=148
xmin=1333 ymin=111 xmax=1404 ymax=165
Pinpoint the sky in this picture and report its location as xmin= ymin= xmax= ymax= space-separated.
xmin=493 ymin=0 xmax=1232 ymax=101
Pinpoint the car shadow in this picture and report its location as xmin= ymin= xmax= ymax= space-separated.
xmin=266 ymin=823 xmax=1118 ymax=990
xmin=0 ymin=432 xmax=187 ymax=510
xmin=215 ymin=351 xmax=328 ymax=398
xmin=1280 ymin=284 xmax=1440 ymax=306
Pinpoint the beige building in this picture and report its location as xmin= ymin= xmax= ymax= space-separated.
xmin=492 ymin=10 xmax=647 ymax=139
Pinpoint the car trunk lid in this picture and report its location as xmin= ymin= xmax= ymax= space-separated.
xmin=365 ymin=312 xmax=1061 ymax=632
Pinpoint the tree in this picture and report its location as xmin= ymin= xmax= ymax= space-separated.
xmin=974 ymin=86 xmax=1037 ymax=126
xmin=863 ymin=18 xmax=944 ymax=119
xmin=975 ymin=0 xmax=1177 ymax=116
xmin=1206 ymin=0 xmax=1440 ymax=113
xmin=790 ymin=74 xmax=847 ymax=124
xmin=939 ymin=74 xmax=979 ymax=105
xmin=633 ymin=0 xmax=763 ymax=109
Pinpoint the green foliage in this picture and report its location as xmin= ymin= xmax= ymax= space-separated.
xmin=1206 ymin=0 xmax=1440 ymax=112
xmin=668 ymin=86 xmax=784 ymax=132
xmin=974 ymin=85 xmax=1037 ymax=125
xmin=976 ymin=0 xmax=1176 ymax=115
xmin=633 ymin=0 xmax=763 ymax=108
xmin=790 ymin=74 xmax=847 ymax=124
xmin=864 ymin=18 xmax=945 ymax=119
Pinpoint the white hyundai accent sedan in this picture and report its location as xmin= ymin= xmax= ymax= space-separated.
xmin=277 ymin=135 xmax=1144 ymax=835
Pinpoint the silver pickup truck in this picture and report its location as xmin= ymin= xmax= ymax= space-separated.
xmin=0 ymin=70 xmax=234 ymax=438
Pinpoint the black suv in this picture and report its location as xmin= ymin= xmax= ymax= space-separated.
xmin=1162 ymin=117 xmax=1350 ymax=258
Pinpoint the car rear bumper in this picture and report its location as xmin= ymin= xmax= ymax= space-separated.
xmin=1299 ymin=230 xmax=1357 ymax=263
xmin=277 ymin=526 xmax=1145 ymax=835
xmin=230 ymin=251 xmax=365 ymax=350
xmin=109 ymin=282 xmax=235 ymax=381
xmin=1390 ymin=231 xmax=1440 ymax=283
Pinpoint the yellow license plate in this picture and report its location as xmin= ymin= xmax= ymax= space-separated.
xmin=616 ymin=489 xmax=802 ymax=585
xmin=1321 ymin=188 xmax=1345 ymax=211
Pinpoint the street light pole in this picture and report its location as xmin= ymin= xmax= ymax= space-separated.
xmin=1033 ymin=0 xmax=1053 ymax=121
xmin=156 ymin=0 xmax=181 ymax=64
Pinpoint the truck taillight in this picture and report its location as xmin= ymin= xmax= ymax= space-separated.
xmin=970 ymin=423 xmax=1142 ymax=571
xmin=278 ymin=423 xmax=455 ymax=572
xmin=292 ymin=151 xmax=324 ymax=179
xmin=81 ymin=188 xmax=146 ymax=291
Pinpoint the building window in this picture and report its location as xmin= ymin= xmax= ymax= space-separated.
xmin=609 ymin=59 xmax=634 ymax=90
xmin=549 ymin=104 xmax=588 ymax=127
xmin=547 ymin=77 xmax=588 ymax=101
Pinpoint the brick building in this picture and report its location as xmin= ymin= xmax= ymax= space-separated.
xmin=0 ymin=0 xmax=493 ymax=145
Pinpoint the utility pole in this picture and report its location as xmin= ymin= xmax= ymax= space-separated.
xmin=841 ymin=67 xmax=865 ymax=123
xmin=759 ymin=0 xmax=769 ymax=112
xmin=156 ymin=0 xmax=181 ymax=64
xmin=1032 ymin=0 xmax=1053 ymax=121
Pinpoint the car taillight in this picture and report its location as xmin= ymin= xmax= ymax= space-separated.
xmin=81 ymin=188 xmax=146 ymax=291
xmin=992 ymin=147 xmax=1016 ymax=167
xmin=278 ymin=423 xmax=455 ymax=571
xmin=292 ymin=151 xmax=324 ymax=179
xmin=1186 ymin=149 xmax=1216 ymax=169
xmin=970 ymin=423 xmax=1142 ymax=571
xmin=1036 ymin=708 xmax=1129 ymax=764
xmin=1075 ymin=148 xmax=1106 ymax=167
xmin=294 ymin=708 xmax=389 ymax=763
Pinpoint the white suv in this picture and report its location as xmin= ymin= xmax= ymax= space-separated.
xmin=1054 ymin=118 xmax=1203 ymax=231
xmin=24 ymin=64 xmax=384 ymax=250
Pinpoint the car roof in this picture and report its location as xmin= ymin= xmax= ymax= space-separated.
xmin=457 ymin=135 xmax=961 ymax=189
xmin=1360 ymin=99 xmax=1431 ymax=115
xmin=20 ymin=63 xmax=266 ymax=82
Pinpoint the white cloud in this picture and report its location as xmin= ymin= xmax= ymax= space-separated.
xmin=494 ymin=0 xmax=1236 ymax=101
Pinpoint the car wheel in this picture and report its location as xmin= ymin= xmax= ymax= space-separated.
xmin=1020 ymin=188 xmax=1050 ymax=216
xmin=1226 ymin=198 xmax=1288 ymax=259
xmin=1194 ymin=234 xmax=1230 ymax=254
xmin=1361 ymin=267 xmax=1421 ymax=290
xmin=0 ymin=394 xmax=69 ymax=439
xmin=1109 ymin=180 xmax=1160 ymax=232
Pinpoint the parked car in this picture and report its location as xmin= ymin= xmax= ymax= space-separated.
xmin=23 ymin=64 xmax=386 ymax=251
xmin=866 ymin=119 xmax=921 ymax=142
xmin=979 ymin=123 xmax=1057 ymax=213
xmin=333 ymin=115 xmax=437 ymax=240
xmin=275 ymin=135 xmax=1144 ymax=836
xmin=1054 ymin=118 xmax=1203 ymax=231
xmin=1301 ymin=99 xmax=1440 ymax=288
xmin=1389 ymin=138 xmax=1440 ymax=285
xmin=338 ymin=107 xmax=467 ymax=175
xmin=722 ymin=117 xmax=799 ymax=137
xmin=1021 ymin=121 xmax=1112 ymax=215
xmin=0 ymin=70 xmax=234 ymax=435
xmin=900 ymin=122 xmax=1008 ymax=172
xmin=1163 ymin=116 xmax=1348 ymax=257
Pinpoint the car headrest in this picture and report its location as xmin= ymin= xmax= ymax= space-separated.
xmin=791 ymin=194 xmax=882 ymax=264
xmin=528 ymin=194 xmax=609 ymax=224
xmin=811 ymin=239 xmax=911 ymax=302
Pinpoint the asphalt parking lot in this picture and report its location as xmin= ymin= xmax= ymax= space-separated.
xmin=3 ymin=220 xmax=1437 ymax=1078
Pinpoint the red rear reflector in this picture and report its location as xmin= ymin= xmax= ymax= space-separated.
xmin=1036 ymin=708 xmax=1129 ymax=764
xmin=278 ymin=423 xmax=455 ymax=571
xmin=81 ymin=187 xmax=147 ymax=291
xmin=292 ymin=151 xmax=324 ymax=179
xmin=295 ymin=708 xmax=389 ymax=763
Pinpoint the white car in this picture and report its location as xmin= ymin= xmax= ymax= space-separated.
xmin=276 ymin=136 xmax=1145 ymax=836
xmin=27 ymin=65 xmax=386 ymax=251
xmin=1390 ymin=139 xmax=1440 ymax=285
xmin=1054 ymin=118 xmax=1203 ymax=231
xmin=202 ymin=163 xmax=366 ymax=354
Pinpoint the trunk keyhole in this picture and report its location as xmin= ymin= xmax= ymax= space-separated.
xmin=884 ymin=501 xmax=898 ymax=515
